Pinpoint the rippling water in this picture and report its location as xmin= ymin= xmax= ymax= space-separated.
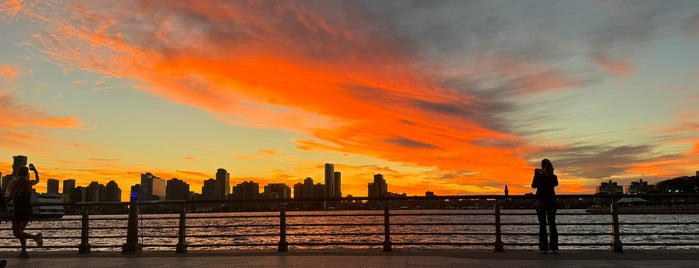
xmin=2 ymin=209 xmax=697 ymax=251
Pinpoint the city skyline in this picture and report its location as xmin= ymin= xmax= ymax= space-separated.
xmin=1 ymin=1 xmax=699 ymax=199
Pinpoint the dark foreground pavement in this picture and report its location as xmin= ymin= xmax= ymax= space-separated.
xmin=1 ymin=249 xmax=698 ymax=267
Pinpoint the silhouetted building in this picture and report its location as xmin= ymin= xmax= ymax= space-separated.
xmin=293 ymin=183 xmax=304 ymax=199
xmin=47 ymin=178 xmax=59 ymax=194
xmin=63 ymin=179 xmax=76 ymax=196
xmin=70 ymin=186 xmax=87 ymax=203
xmin=216 ymin=168 xmax=230 ymax=198
xmin=166 ymin=178 xmax=190 ymax=200
xmin=1 ymin=174 xmax=12 ymax=193
xmin=368 ymin=174 xmax=388 ymax=198
xmin=140 ymin=172 xmax=166 ymax=201
xmin=130 ymin=184 xmax=141 ymax=200
xmin=202 ymin=178 xmax=218 ymax=200
xmin=104 ymin=180 xmax=121 ymax=202
xmin=324 ymin=163 xmax=335 ymax=199
xmin=625 ymin=179 xmax=649 ymax=194
xmin=596 ymin=179 xmax=623 ymax=195
xmin=232 ymin=181 xmax=260 ymax=211
xmin=334 ymin=171 xmax=342 ymax=198
xmin=86 ymin=181 xmax=104 ymax=202
xmin=263 ymin=183 xmax=291 ymax=199
xmin=232 ymin=181 xmax=259 ymax=199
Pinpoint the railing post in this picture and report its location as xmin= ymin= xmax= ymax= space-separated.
xmin=494 ymin=199 xmax=504 ymax=252
xmin=78 ymin=206 xmax=91 ymax=253
xmin=383 ymin=200 xmax=392 ymax=252
xmin=176 ymin=203 xmax=187 ymax=254
xmin=122 ymin=198 xmax=142 ymax=254
xmin=278 ymin=201 xmax=288 ymax=252
xmin=611 ymin=201 xmax=623 ymax=253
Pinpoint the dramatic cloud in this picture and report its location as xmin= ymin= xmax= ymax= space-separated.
xmin=6 ymin=0 xmax=698 ymax=195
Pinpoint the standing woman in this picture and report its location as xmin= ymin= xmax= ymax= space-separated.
xmin=531 ymin=158 xmax=558 ymax=253
xmin=6 ymin=164 xmax=43 ymax=258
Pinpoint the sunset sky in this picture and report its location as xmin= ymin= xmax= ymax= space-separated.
xmin=1 ymin=0 xmax=698 ymax=201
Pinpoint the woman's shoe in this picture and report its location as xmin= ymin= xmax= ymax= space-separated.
xmin=17 ymin=252 xmax=29 ymax=258
xmin=34 ymin=232 xmax=43 ymax=247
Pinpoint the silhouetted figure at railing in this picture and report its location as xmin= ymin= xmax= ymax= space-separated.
xmin=5 ymin=159 xmax=44 ymax=258
xmin=531 ymin=158 xmax=558 ymax=254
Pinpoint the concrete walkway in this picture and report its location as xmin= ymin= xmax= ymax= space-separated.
xmin=1 ymin=249 xmax=698 ymax=267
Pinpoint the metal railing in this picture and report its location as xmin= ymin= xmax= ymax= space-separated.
xmin=2 ymin=194 xmax=699 ymax=253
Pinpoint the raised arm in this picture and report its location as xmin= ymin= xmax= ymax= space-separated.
xmin=29 ymin=164 xmax=40 ymax=185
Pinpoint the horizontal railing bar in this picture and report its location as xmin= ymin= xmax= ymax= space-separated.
xmin=393 ymin=242 xmax=494 ymax=246
xmin=185 ymin=234 xmax=278 ymax=238
xmin=182 ymin=244 xmax=278 ymax=247
xmin=287 ymin=242 xmax=384 ymax=246
xmin=287 ymin=233 xmax=384 ymax=236
xmin=286 ymin=223 xmax=383 ymax=227
xmin=391 ymin=223 xmax=494 ymax=226
xmin=286 ymin=214 xmax=384 ymax=217
xmin=619 ymin=222 xmax=699 ymax=225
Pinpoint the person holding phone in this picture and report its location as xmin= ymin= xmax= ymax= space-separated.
xmin=531 ymin=158 xmax=558 ymax=253
xmin=6 ymin=163 xmax=43 ymax=258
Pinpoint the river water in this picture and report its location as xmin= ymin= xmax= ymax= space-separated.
xmin=1 ymin=209 xmax=697 ymax=251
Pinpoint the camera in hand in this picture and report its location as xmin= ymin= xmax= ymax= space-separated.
xmin=534 ymin=168 xmax=542 ymax=174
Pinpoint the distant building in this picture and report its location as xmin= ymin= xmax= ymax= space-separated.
xmin=333 ymin=171 xmax=342 ymax=198
xmin=625 ymin=179 xmax=649 ymax=194
xmin=216 ymin=168 xmax=230 ymax=198
xmin=232 ymin=181 xmax=259 ymax=200
xmin=293 ymin=183 xmax=304 ymax=199
xmin=70 ymin=186 xmax=87 ymax=203
xmin=201 ymin=178 xmax=217 ymax=200
xmin=166 ymin=178 xmax=190 ymax=200
xmin=324 ymin=163 xmax=335 ymax=199
xmin=140 ymin=172 xmax=166 ymax=201
xmin=86 ymin=181 xmax=104 ymax=202
xmin=63 ymin=179 xmax=76 ymax=196
xmin=130 ymin=184 xmax=141 ymax=200
xmin=263 ymin=183 xmax=291 ymax=199
xmin=596 ymin=179 xmax=623 ymax=195
xmin=1 ymin=174 xmax=12 ymax=193
xmin=368 ymin=174 xmax=388 ymax=198
xmin=47 ymin=179 xmax=59 ymax=194
xmin=104 ymin=180 xmax=121 ymax=202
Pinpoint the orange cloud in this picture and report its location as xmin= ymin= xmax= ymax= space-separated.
xmin=258 ymin=149 xmax=279 ymax=156
xmin=0 ymin=63 xmax=20 ymax=81
xmin=594 ymin=55 xmax=634 ymax=77
xmin=0 ymin=0 xmax=23 ymax=16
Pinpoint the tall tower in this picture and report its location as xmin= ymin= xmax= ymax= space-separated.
xmin=324 ymin=163 xmax=334 ymax=198
xmin=333 ymin=171 xmax=342 ymax=198
xmin=216 ymin=168 xmax=230 ymax=198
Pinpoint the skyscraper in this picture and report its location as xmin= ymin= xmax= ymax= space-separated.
xmin=140 ymin=172 xmax=166 ymax=201
xmin=47 ymin=178 xmax=60 ymax=194
xmin=216 ymin=168 xmax=230 ymax=198
xmin=333 ymin=171 xmax=342 ymax=198
xmin=324 ymin=163 xmax=334 ymax=198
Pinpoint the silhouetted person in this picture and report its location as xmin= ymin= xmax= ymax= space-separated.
xmin=6 ymin=164 xmax=43 ymax=258
xmin=531 ymin=158 xmax=558 ymax=253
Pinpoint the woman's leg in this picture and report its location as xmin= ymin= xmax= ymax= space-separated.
xmin=536 ymin=207 xmax=548 ymax=251
xmin=547 ymin=206 xmax=558 ymax=251
xmin=12 ymin=221 xmax=28 ymax=255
